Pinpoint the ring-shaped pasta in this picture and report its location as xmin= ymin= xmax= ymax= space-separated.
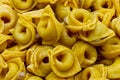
xmin=93 ymin=0 xmax=113 ymax=10
xmin=37 ymin=5 xmax=64 ymax=45
xmin=107 ymin=57 xmax=120 ymax=79
xmin=49 ymin=45 xmax=81 ymax=77
xmin=72 ymin=41 xmax=97 ymax=68
xmin=27 ymin=45 xmax=52 ymax=77
xmin=93 ymin=8 xmax=115 ymax=27
xmin=65 ymin=8 xmax=97 ymax=33
xmin=1 ymin=58 xmax=26 ymax=80
xmin=78 ymin=21 xmax=115 ymax=46
xmin=10 ymin=0 xmax=37 ymax=13
xmin=99 ymin=36 xmax=120 ymax=59
xmin=75 ymin=67 xmax=101 ymax=80
xmin=0 ymin=4 xmax=18 ymax=34
xmin=10 ymin=17 xmax=36 ymax=50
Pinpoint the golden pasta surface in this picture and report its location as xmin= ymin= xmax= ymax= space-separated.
xmin=0 ymin=0 xmax=120 ymax=80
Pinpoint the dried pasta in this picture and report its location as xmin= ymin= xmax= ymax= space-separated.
xmin=0 ymin=0 xmax=120 ymax=80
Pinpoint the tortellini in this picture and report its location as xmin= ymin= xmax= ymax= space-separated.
xmin=10 ymin=17 xmax=36 ymax=50
xmin=0 ymin=58 xmax=26 ymax=80
xmin=99 ymin=36 xmax=120 ymax=59
xmin=37 ymin=5 xmax=64 ymax=45
xmin=65 ymin=8 xmax=97 ymax=33
xmin=0 ymin=4 xmax=18 ymax=34
xmin=0 ymin=0 xmax=120 ymax=80
xmin=26 ymin=44 xmax=52 ymax=77
xmin=49 ymin=45 xmax=81 ymax=77
xmin=78 ymin=21 xmax=115 ymax=46
xmin=10 ymin=0 xmax=37 ymax=13
xmin=72 ymin=41 xmax=97 ymax=68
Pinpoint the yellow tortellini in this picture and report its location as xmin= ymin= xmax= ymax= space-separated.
xmin=0 ymin=0 xmax=120 ymax=80
xmin=99 ymin=36 xmax=120 ymax=59
xmin=26 ymin=44 xmax=52 ymax=77
xmin=65 ymin=8 xmax=97 ymax=33
xmin=10 ymin=0 xmax=37 ymax=13
xmin=0 ymin=58 xmax=26 ymax=80
xmin=37 ymin=5 xmax=64 ymax=45
xmin=10 ymin=17 xmax=36 ymax=50
xmin=49 ymin=45 xmax=81 ymax=77
xmin=72 ymin=41 xmax=97 ymax=68
xmin=0 ymin=4 xmax=18 ymax=34
xmin=78 ymin=21 xmax=115 ymax=46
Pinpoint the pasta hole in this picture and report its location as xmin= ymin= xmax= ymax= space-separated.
xmin=89 ymin=6 xmax=95 ymax=12
xmin=98 ymin=16 xmax=102 ymax=22
xmin=102 ymin=2 xmax=108 ymax=8
xmin=22 ymin=0 xmax=26 ymax=1
xmin=1 ymin=16 xmax=10 ymax=23
xmin=42 ymin=57 xmax=49 ymax=63
xmin=21 ymin=27 xmax=26 ymax=32
xmin=56 ymin=54 xmax=64 ymax=62
xmin=77 ymin=17 xmax=83 ymax=22
xmin=87 ymin=72 xmax=91 ymax=79
xmin=68 ymin=30 xmax=72 ymax=37
xmin=85 ymin=51 xmax=91 ymax=60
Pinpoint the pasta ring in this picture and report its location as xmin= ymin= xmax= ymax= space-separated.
xmin=0 ymin=4 xmax=18 ymax=34
xmin=65 ymin=8 xmax=97 ymax=33
xmin=10 ymin=17 xmax=36 ymax=50
xmin=10 ymin=0 xmax=37 ymax=13
xmin=49 ymin=45 xmax=81 ymax=77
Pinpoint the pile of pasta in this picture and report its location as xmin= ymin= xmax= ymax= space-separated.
xmin=1 ymin=0 xmax=120 ymax=80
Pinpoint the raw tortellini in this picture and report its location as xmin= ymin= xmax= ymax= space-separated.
xmin=1 ymin=0 xmax=120 ymax=80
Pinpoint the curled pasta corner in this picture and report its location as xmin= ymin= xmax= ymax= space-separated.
xmin=65 ymin=8 xmax=97 ymax=33
xmin=81 ymin=0 xmax=94 ymax=9
xmin=0 ymin=34 xmax=14 ymax=52
xmin=0 ymin=55 xmax=7 ymax=73
xmin=59 ymin=28 xmax=77 ymax=48
xmin=93 ymin=8 xmax=115 ymax=27
xmin=75 ymin=64 xmax=108 ymax=80
xmin=49 ymin=45 xmax=81 ymax=77
xmin=22 ymin=9 xmax=44 ymax=25
xmin=111 ymin=16 xmax=120 ymax=37
xmin=10 ymin=0 xmax=37 ymax=13
xmin=107 ymin=57 xmax=120 ymax=79
xmin=24 ymin=73 xmax=43 ymax=80
xmin=72 ymin=41 xmax=97 ymax=68
xmin=99 ymin=36 xmax=120 ymax=59
xmin=10 ymin=17 xmax=36 ymax=50
xmin=37 ymin=0 xmax=58 ymax=4
xmin=57 ymin=0 xmax=79 ymax=9
xmin=27 ymin=45 xmax=52 ymax=77
xmin=0 ymin=58 xmax=26 ymax=80
xmin=111 ymin=0 xmax=120 ymax=16
xmin=1 ymin=49 xmax=26 ymax=61
xmin=78 ymin=21 xmax=115 ymax=46
xmin=75 ymin=66 xmax=101 ymax=80
xmin=55 ymin=4 xmax=71 ymax=21
xmin=37 ymin=5 xmax=64 ymax=45
xmin=0 ymin=4 xmax=18 ymax=34
xmin=93 ymin=0 xmax=113 ymax=10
